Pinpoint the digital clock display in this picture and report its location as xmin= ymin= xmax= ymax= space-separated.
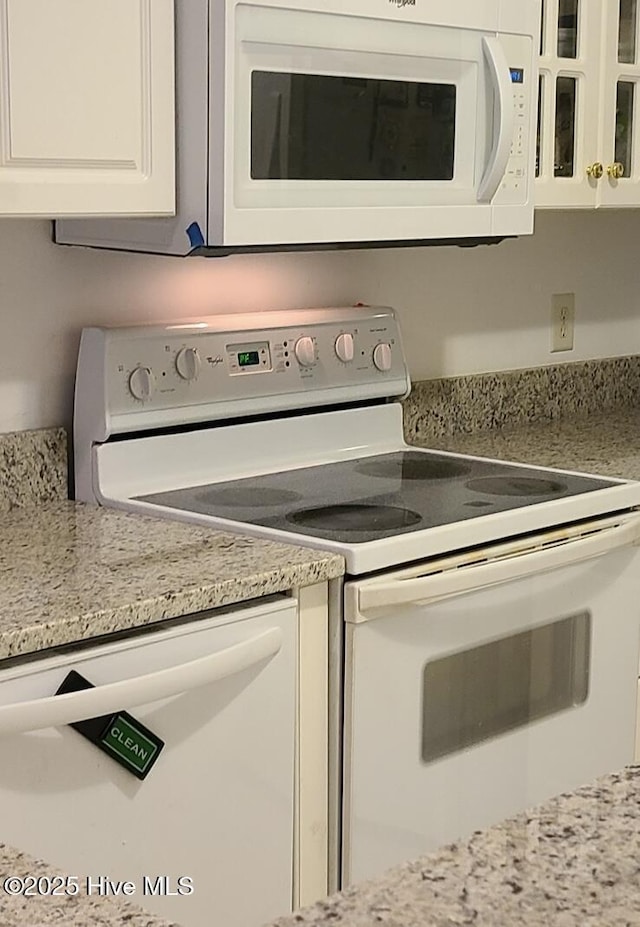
xmin=238 ymin=350 xmax=260 ymax=367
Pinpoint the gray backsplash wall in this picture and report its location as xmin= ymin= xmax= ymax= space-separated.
xmin=2 ymin=211 xmax=640 ymax=434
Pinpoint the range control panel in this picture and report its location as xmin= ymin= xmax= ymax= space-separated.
xmin=76 ymin=306 xmax=410 ymax=436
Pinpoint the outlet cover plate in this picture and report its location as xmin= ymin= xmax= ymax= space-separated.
xmin=551 ymin=293 xmax=575 ymax=352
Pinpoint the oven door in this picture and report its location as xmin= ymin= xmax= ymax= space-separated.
xmin=214 ymin=0 xmax=537 ymax=245
xmin=341 ymin=513 xmax=640 ymax=887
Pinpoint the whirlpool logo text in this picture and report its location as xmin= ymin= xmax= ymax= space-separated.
xmin=389 ymin=0 xmax=416 ymax=7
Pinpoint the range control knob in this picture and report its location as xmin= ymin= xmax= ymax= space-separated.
xmin=175 ymin=347 xmax=201 ymax=381
xmin=128 ymin=366 xmax=156 ymax=401
xmin=335 ymin=332 xmax=354 ymax=363
xmin=373 ymin=343 xmax=392 ymax=372
xmin=294 ymin=336 xmax=316 ymax=367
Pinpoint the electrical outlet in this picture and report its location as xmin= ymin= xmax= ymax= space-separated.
xmin=551 ymin=293 xmax=575 ymax=352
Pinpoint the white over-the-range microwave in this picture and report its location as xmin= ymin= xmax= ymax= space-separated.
xmin=56 ymin=0 xmax=540 ymax=256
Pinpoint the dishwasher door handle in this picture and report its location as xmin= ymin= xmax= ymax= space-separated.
xmin=0 ymin=627 xmax=282 ymax=736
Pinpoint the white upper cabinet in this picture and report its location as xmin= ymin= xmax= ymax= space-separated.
xmin=536 ymin=0 xmax=640 ymax=207
xmin=599 ymin=0 xmax=640 ymax=204
xmin=0 ymin=0 xmax=175 ymax=217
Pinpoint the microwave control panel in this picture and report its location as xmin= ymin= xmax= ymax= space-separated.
xmin=495 ymin=32 xmax=535 ymax=206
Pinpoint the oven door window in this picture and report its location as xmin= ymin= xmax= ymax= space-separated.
xmin=250 ymin=72 xmax=456 ymax=182
xmin=421 ymin=611 xmax=591 ymax=763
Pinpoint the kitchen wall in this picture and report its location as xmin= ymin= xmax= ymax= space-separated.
xmin=1 ymin=209 xmax=640 ymax=434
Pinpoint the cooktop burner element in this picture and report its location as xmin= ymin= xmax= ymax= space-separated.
xmin=287 ymin=504 xmax=422 ymax=534
xmin=356 ymin=452 xmax=470 ymax=480
xmin=466 ymin=476 xmax=568 ymax=497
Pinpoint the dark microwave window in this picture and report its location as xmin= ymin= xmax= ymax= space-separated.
xmin=250 ymin=71 xmax=456 ymax=181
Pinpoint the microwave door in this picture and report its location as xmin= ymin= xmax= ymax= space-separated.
xmin=230 ymin=6 xmax=512 ymax=244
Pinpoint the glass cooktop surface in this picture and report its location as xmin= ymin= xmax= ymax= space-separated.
xmin=136 ymin=450 xmax=618 ymax=544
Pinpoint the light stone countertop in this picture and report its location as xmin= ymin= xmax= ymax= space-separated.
xmin=409 ymin=408 xmax=640 ymax=480
xmin=0 ymin=843 xmax=175 ymax=927
xmin=0 ymin=500 xmax=344 ymax=661
xmin=267 ymin=766 xmax=640 ymax=927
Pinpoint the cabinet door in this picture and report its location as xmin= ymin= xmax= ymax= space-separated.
xmin=599 ymin=0 xmax=640 ymax=204
xmin=536 ymin=0 xmax=604 ymax=206
xmin=0 ymin=0 xmax=175 ymax=217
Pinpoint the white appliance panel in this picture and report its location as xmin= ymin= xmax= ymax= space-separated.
xmin=0 ymin=596 xmax=297 ymax=927
xmin=342 ymin=528 xmax=640 ymax=885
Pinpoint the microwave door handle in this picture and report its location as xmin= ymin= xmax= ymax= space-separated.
xmin=477 ymin=36 xmax=514 ymax=203
xmin=354 ymin=517 xmax=640 ymax=621
xmin=0 ymin=627 xmax=282 ymax=736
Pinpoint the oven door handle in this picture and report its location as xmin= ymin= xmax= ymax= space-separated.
xmin=351 ymin=517 xmax=640 ymax=622
xmin=477 ymin=36 xmax=514 ymax=203
xmin=0 ymin=627 xmax=282 ymax=737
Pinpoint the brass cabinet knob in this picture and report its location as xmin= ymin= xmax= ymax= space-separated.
xmin=607 ymin=161 xmax=625 ymax=179
xmin=586 ymin=162 xmax=604 ymax=179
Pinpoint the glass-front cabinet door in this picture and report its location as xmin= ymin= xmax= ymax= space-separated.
xmin=536 ymin=0 xmax=640 ymax=208
xmin=535 ymin=0 xmax=604 ymax=206
xmin=599 ymin=0 xmax=640 ymax=204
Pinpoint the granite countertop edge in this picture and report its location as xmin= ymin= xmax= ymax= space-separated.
xmin=0 ymin=500 xmax=344 ymax=663
xmin=1 ymin=563 xmax=343 ymax=661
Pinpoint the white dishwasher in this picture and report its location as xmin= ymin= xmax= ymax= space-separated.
xmin=0 ymin=594 xmax=297 ymax=927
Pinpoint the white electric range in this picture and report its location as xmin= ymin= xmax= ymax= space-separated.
xmin=75 ymin=306 xmax=640 ymax=894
